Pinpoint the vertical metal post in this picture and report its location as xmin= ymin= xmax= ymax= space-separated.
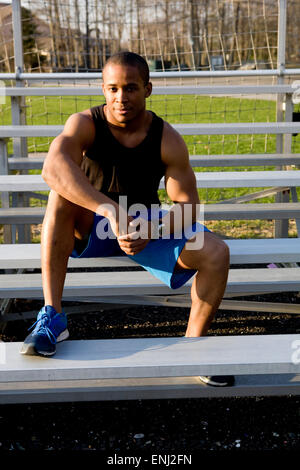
xmin=285 ymin=93 xmax=299 ymax=237
xmin=275 ymin=0 xmax=288 ymax=238
xmin=0 ymin=139 xmax=13 ymax=243
xmin=11 ymin=0 xmax=30 ymax=243
xmin=284 ymin=94 xmax=293 ymax=155
xmin=0 ymin=138 xmax=14 ymax=319
xmin=11 ymin=0 xmax=27 ymax=159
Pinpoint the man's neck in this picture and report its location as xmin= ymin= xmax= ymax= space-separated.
xmin=103 ymin=105 xmax=150 ymax=133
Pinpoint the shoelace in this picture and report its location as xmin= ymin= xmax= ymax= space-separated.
xmin=28 ymin=313 xmax=57 ymax=344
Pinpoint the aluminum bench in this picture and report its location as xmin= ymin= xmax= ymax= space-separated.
xmin=6 ymin=153 xmax=300 ymax=171
xmin=0 ymin=334 xmax=299 ymax=403
xmin=1 ymin=238 xmax=300 ymax=269
xmin=1 ymin=170 xmax=300 ymax=191
xmin=0 ymin=266 xmax=300 ymax=299
xmin=1 ymin=203 xmax=300 ymax=225
xmin=1 ymin=122 xmax=300 ymax=139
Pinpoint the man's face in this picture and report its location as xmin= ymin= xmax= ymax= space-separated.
xmin=102 ymin=63 xmax=152 ymax=125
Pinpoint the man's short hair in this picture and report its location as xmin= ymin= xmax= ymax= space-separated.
xmin=103 ymin=51 xmax=150 ymax=85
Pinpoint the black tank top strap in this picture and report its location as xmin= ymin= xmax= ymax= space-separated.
xmin=147 ymin=111 xmax=164 ymax=147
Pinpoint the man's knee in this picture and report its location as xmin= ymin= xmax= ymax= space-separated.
xmin=177 ymin=232 xmax=229 ymax=272
xmin=47 ymin=190 xmax=77 ymax=215
xmin=210 ymin=237 xmax=230 ymax=270
xmin=194 ymin=233 xmax=229 ymax=269
xmin=201 ymin=233 xmax=229 ymax=264
xmin=44 ymin=191 xmax=94 ymax=239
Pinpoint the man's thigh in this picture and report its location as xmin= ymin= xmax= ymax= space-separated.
xmin=71 ymin=213 xmax=124 ymax=259
xmin=73 ymin=205 xmax=95 ymax=241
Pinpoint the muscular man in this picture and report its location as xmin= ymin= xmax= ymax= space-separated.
xmin=21 ymin=51 xmax=233 ymax=387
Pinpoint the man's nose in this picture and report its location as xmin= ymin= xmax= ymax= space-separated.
xmin=116 ymin=89 xmax=128 ymax=102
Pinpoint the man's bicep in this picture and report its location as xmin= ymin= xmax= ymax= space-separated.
xmin=165 ymin=163 xmax=199 ymax=203
xmin=161 ymin=121 xmax=199 ymax=203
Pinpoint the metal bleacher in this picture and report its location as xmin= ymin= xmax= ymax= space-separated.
xmin=0 ymin=83 xmax=300 ymax=402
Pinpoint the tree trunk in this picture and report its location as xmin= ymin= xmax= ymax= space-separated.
xmin=53 ymin=0 xmax=62 ymax=69
xmin=85 ymin=0 xmax=90 ymax=70
xmin=136 ymin=0 xmax=141 ymax=54
xmin=188 ymin=0 xmax=201 ymax=69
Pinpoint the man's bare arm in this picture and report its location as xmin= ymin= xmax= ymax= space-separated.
xmin=161 ymin=122 xmax=200 ymax=234
xmin=42 ymin=112 xmax=120 ymax=220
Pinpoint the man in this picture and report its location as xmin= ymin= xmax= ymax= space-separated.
xmin=21 ymin=51 xmax=233 ymax=387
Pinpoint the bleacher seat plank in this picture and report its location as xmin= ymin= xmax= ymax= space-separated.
xmin=2 ymin=84 xmax=295 ymax=97
xmin=7 ymin=154 xmax=300 ymax=170
xmin=0 ymin=207 xmax=45 ymax=224
xmin=191 ymin=170 xmax=300 ymax=188
xmin=205 ymin=203 xmax=300 ymax=220
xmin=1 ymin=238 xmax=300 ymax=269
xmin=0 ymin=335 xmax=299 ymax=403
xmin=0 ymin=125 xmax=62 ymax=138
xmin=0 ymin=174 xmax=49 ymax=191
xmin=8 ymin=157 xmax=45 ymax=170
xmin=0 ymin=267 xmax=300 ymax=298
xmin=2 ymin=203 xmax=300 ymax=225
xmin=1 ymin=334 xmax=299 ymax=382
xmin=1 ymin=171 xmax=300 ymax=192
xmin=1 ymin=122 xmax=300 ymax=139
xmin=189 ymin=154 xmax=300 ymax=167
xmin=0 ymin=373 xmax=299 ymax=403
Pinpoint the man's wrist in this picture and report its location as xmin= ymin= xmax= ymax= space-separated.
xmin=96 ymin=202 xmax=125 ymax=221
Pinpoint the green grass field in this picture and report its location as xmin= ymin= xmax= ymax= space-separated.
xmin=2 ymin=93 xmax=298 ymax=157
xmin=0 ymin=93 xmax=283 ymax=155
xmin=0 ymin=94 xmax=299 ymax=241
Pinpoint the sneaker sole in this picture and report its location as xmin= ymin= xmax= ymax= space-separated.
xmin=19 ymin=329 xmax=70 ymax=356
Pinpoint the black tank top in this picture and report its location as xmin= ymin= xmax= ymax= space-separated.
xmin=81 ymin=104 xmax=165 ymax=209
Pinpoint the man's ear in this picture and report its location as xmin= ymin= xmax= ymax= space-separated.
xmin=101 ymin=82 xmax=106 ymax=96
xmin=145 ymin=82 xmax=152 ymax=98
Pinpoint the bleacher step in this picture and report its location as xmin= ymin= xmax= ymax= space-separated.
xmin=1 ymin=171 xmax=300 ymax=191
xmin=0 ymin=267 xmax=300 ymax=297
xmin=1 ymin=334 xmax=299 ymax=381
xmin=2 ymin=203 xmax=300 ymax=224
xmin=1 ymin=238 xmax=300 ymax=268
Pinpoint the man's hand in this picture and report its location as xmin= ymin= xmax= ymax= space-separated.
xmin=117 ymin=217 xmax=155 ymax=256
xmin=106 ymin=207 xmax=133 ymax=239
xmin=105 ymin=207 xmax=158 ymax=256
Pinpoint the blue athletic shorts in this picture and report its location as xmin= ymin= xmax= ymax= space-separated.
xmin=70 ymin=209 xmax=210 ymax=289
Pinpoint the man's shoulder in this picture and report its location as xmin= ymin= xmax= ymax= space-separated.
xmin=63 ymin=110 xmax=94 ymax=132
xmin=161 ymin=119 xmax=183 ymax=143
xmin=73 ymin=109 xmax=93 ymax=124
xmin=160 ymin=119 xmax=189 ymax=167
xmin=60 ymin=110 xmax=95 ymax=149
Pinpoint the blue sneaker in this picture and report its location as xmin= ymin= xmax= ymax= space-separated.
xmin=20 ymin=305 xmax=69 ymax=356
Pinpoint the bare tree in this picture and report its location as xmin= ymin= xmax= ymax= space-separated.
xmin=74 ymin=0 xmax=84 ymax=72
xmin=53 ymin=0 xmax=63 ymax=69
xmin=227 ymin=1 xmax=241 ymax=67
xmin=84 ymin=0 xmax=90 ymax=70
xmin=188 ymin=0 xmax=201 ymax=69
xmin=136 ymin=0 xmax=142 ymax=54
xmin=1 ymin=0 xmax=289 ymax=75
